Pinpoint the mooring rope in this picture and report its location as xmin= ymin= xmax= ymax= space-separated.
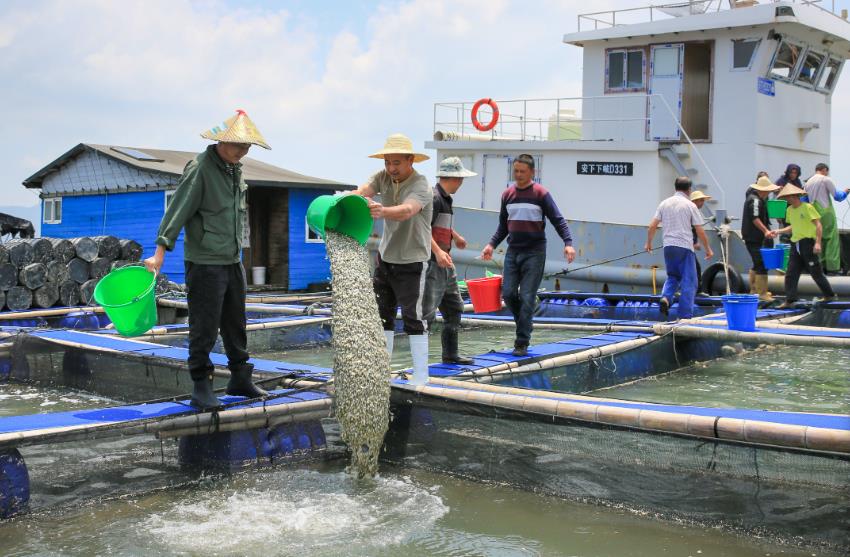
xmin=545 ymin=245 xmax=663 ymax=279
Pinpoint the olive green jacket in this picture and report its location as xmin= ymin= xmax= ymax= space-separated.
xmin=156 ymin=145 xmax=247 ymax=264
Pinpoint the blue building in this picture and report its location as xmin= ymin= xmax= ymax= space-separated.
xmin=23 ymin=143 xmax=351 ymax=288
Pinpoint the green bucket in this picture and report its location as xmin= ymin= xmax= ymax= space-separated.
xmin=306 ymin=194 xmax=373 ymax=246
xmin=766 ymin=199 xmax=787 ymax=219
xmin=93 ymin=266 xmax=157 ymax=337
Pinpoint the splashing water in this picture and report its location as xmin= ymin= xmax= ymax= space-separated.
xmin=324 ymin=230 xmax=391 ymax=479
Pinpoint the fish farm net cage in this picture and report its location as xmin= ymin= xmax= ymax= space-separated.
xmin=383 ymin=391 xmax=850 ymax=554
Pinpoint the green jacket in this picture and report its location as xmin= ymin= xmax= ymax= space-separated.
xmin=156 ymin=145 xmax=247 ymax=264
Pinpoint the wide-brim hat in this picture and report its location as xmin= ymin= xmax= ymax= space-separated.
xmin=689 ymin=190 xmax=711 ymax=202
xmin=201 ymin=109 xmax=271 ymax=150
xmin=369 ymin=133 xmax=429 ymax=162
xmin=437 ymin=156 xmax=477 ymax=178
xmin=750 ymin=176 xmax=779 ymax=192
xmin=776 ymin=183 xmax=806 ymax=198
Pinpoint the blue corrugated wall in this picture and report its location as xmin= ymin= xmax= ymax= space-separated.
xmin=41 ymin=191 xmax=187 ymax=283
xmin=288 ymin=188 xmax=330 ymax=290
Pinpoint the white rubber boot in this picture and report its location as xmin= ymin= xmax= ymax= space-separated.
xmin=383 ymin=331 xmax=395 ymax=359
xmin=408 ymin=334 xmax=429 ymax=386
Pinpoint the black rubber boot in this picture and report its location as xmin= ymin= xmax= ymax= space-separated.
xmin=190 ymin=375 xmax=221 ymax=410
xmin=441 ymin=325 xmax=474 ymax=364
xmin=512 ymin=342 xmax=528 ymax=357
xmin=226 ymin=362 xmax=268 ymax=398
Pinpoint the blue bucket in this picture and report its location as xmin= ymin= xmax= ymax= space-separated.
xmin=760 ymin=247 xmax=785 ymax=270
xmin=721 ymin=294 xmax=759 ymax=332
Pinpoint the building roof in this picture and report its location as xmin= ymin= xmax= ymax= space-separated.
xmin=563 ymin=2 xmax=850 ymax=52
xmin=22 ymin=143 xmax=353 ymax=190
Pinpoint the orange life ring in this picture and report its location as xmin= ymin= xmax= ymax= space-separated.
xmin=471 ymin=98 xmax=500 ymax=132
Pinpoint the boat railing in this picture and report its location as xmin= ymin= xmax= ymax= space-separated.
xmin=432 ymin=95 xmax=650 ymax=143
xmin=577 ymin=0 xmax=846 ymax=32
xmin=432 ymin=93 xmax=728 ymax=207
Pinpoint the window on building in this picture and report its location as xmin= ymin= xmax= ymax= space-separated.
xmin=606 ymin=49 xmax=646 ymax=92
xmin=731 ymin=38 xmax=760 ymax=70
xmin=817 ymin=56 xmax=842 ymax=92
xmin=795 ymin=49 xmax=825 ymax=87
xmin=306 ymin=221 xmax=324 ymax=243
xmin=43 ymin=198 xmax=62 ymax=224
xmin=768 ymin=39 xmax=803 ymax=81
xmin=652 ymin=47 xmax=681 ymax=77
xmin=164 ymin=190 xmax=175 ymax=210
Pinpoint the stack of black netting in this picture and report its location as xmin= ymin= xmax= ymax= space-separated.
xmin=0 ymin=236 xmax=154 ymax=310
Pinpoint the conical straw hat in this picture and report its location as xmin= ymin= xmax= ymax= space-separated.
xmin=201 ymin=109 xmax=271 ymax=150
xmin=776 ymin=183 xmax=806 ymax=198
xmin=368 ymin=133 xmax=429 ymax=162
xmin=749 ymin=176 xmax=779 ymax=192
xmin=689 ymin=190 xmax=711 ymax=202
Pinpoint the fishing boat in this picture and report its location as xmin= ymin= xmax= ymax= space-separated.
xmin=426 ymin=0 xmax=850 ymax=296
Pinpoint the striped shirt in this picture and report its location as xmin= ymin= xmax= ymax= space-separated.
xmin=653 ymin=192 xmax=705 ymax=251
xmin=488 ymin=182 xmax=573 ymax=252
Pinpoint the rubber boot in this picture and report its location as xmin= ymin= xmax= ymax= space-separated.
xmin=191 ymin=374 xmax=221 ymax=410
xmin=441 ymin=325 xmax=474 ymax=365
xmin=748 ymin=270 xmax=757 ymax=294
xmin=226 ymin=362 xmax=268 ymax=398
xmin=408 ymin=334 xmax=429 ymax=386
xmin=755 ymin=274 xmax=774 ymax=303
xmin=384 ymin=331 xmax=395 ymax=359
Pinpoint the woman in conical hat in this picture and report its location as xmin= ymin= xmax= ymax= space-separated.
xmin=773 ymin=182 xmax=835 ymax=307
xmin=144 ymin=109 xmax=271 ymax=409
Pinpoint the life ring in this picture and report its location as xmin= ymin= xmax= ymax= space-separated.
xmin=471 ymin=98 xmax=500 ymax=132
xmin=700 ymin=262 xmax=745 ymax=296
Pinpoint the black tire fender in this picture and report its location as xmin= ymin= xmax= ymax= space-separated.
xmin=700 ymin=262 xmax=745 ymax=295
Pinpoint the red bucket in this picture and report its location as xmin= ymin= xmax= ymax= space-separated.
xmin=465 ymin=275 xmax=503 ymax=313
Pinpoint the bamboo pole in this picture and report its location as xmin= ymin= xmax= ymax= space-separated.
xmin=652 ymin=323 xmax=850 ymax=348
xmin=396 ymin=380 xmax=850 ymax=454
xmin=0 ymin=306 xmax=105 ymax=320
xmin=135 ymin=316 xmax=331 ymax=339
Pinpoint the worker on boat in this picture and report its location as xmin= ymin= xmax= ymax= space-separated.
xmin=645 ymin=177 xmax=714 ymax=319
xmin=742 ymin=176 xmax=780 ymax=302
xmin=689 ymin=189 xmax=712 ymax=296
xmin=480 ymin=154 xmax=575 ymax=357
xmin=422 ymin=157 xmax=477 ymax=365
xmin=773 ymin=183 xmax=836 ymax=307
xmin=144 ymin=110 xmax=270 ymax=409
xmin=354 ymin=134 xmax=434 ymax=385
xmin=804 ymin=163 xmax=849 ymax=275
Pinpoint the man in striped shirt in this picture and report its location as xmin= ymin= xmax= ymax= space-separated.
xmin=645 ymin=177 xmax=714 ymax=319
xmin=481 ymin=154 xmax=575 ymax=356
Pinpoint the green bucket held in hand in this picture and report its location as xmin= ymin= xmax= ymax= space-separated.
xmin=306 ymin=194 xmax=373 ymax=246
xmin=93 ymin=266 xmax=158 ymax=337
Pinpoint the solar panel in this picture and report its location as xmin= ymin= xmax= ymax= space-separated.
xmin=110 ymin=146 xmax=164 ymax=162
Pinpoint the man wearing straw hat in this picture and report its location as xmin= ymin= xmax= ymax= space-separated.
xmin=689 ymin=189 xmax=712 ymax=295
xmin=144 ymin=109 xmax=271 ymax=409
xmin=645 ymin=177 xmax=714 ymax=320
xmin=773 ymin=183 xmax=836 ymax=307
xmin=741 ymin=176 xmax=780 ymax=302
xmin=354 ymin=133 xmax=434 ymax=385
xmin=422 ymin=157 xmax=477 ymax=365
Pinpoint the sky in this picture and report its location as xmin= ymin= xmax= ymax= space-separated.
xmin=3 ymin=0 xmax=850 ymax=226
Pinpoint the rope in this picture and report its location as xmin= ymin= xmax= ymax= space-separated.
xmin=545 ymin=245 xmax=663 ymax=279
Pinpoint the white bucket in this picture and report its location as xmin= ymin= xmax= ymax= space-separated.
xmin=251 ymin=266 xmax=267 ymax=285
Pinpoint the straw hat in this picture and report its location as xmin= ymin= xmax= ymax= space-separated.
xmin=368 ymin=133 xmax=429 ymax=163
xmin=437 ymin=156 xmax=477 ymax=178
xmin=776 ymin=183 xmax=806 ymax=198
xmin=201 ymin=109 xmax=271 ymax=150
xmin=689 ymin=190 xmax=712 ymax=202
xmin=749 ymin=176 xmax=779 ymax=192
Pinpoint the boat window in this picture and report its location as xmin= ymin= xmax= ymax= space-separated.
xmin=652 ymin=47 xmax=680 ymax=77
xmin=306 ymin=220 xmax=324 ymax=243
xmin=817 ymin=56 xmax=842 ymax=92
xmin=795 ymin=49 xmax=824 ymax=87
xmin=768 ymin=40 xmax=803 ymax=81
xmin=606 ymin=49 xmax=645 ymax=92
xmin=731 ymin=38 xmax=760 ymax=70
